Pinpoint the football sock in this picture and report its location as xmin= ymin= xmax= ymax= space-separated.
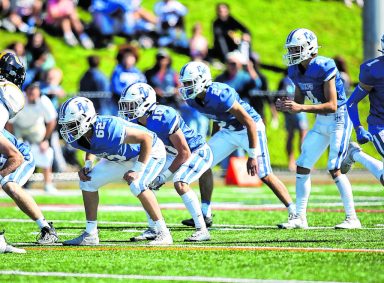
xmin=335 ymin=175 xmax=357 ymax=218
xmin=296 ymin=174 xmax=311 ymax=216
xmin=85 ymin=220 xmax=98 ymax=234
xmin=201 ymin=201 xmax=211 ymax=218
xmin=36 ymin=218 xmax=49 ymax=229
xmin=353 ymin=151 xmax=383 ymax=181
xmin=154 ymin=219 xmax=167 ymax=233
xmin=287 ymin=203 xmax=296 ymax=215
xmin=181 ymin=191 xmax=206 ymax=230
xmin=145 ymin=210 xmax=156 ymax=231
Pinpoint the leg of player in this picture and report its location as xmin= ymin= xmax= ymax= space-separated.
xmin=2 ymin=182 xmax=58 ymax=244
xmin=175 ymin=182 xmax=210 ymax=242
xmin=330 ymin=168 xmax=361 ymax=229
xmin=0 ymin=230 xmax=26 ymax=254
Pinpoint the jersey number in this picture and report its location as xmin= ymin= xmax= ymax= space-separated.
xmin=95 ymin=122 xmax=106 ymax=138
xmin=152 ymin=108 xmax=164 ymax=121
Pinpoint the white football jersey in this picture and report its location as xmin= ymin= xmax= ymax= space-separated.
xmin=0 ymin=80 xmax=25 ymax=119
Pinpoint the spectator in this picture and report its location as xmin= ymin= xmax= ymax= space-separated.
xmin=110 ymin=44 xmax=146 ymax=114
xmin=334 ymin=55 xmax=351 ymax=92
xmin=278 ymin=70 xmax=308 ymax=171
xmin=154 ymin=0 xmax=188 ymax=50
xmin=24 ymin=32 xmax=56 ymax=88
xmin=4 ymin=0 xmax=42 ymax=34
xmin=40 ymin=67 xmax=65 ymax=109
xmin=344 ymin=0 xmax=364 ymax=8
xmin=6 ymin=83 xmax=58 ymax=193
xmin=249 ymin=53 xmax=279 ymax=129
xmin=144 ymin=49 xmax=180 ymax=108
xmin=211 ymin=3 xmax=251 ymax=62
xmin=45 ymin=0 xmax=94 ymax=49
xmin=6 ymin=41 xmax=27 ymax=67
xmin=79 ymin=55 xmax=110 ymax=115
xmin=90 ymin=0 xmax=156 ymax=47
xmin=189 ymin=22 xmax=209 ymax=61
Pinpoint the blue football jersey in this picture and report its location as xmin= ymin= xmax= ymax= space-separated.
xmin=70 ymin=116 xmax=156 ymax=161
xmin=288 ymin=56 xmax=347 ymax=107
xmin=0 ymin=130 xmax=31 ymax=168
xmin=145 ymin=105 xmax=205 ymax=154
xmin=186 ymin=82 xmax=261 ymax=131
xmin=359 ymin=56 xmax=384 ymax=128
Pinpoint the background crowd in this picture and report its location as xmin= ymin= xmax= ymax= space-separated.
xmin=0 ymin=0 xmax=353 ymax=192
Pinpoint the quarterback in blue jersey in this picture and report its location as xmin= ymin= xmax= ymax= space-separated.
xmin=0 ymin=130 xmax=58 ymax=251
xmin=58 ymin=96 xmax=173 ymax=245
xmin=178 ymin=61 xmax=296 ymax=227
xmin=341 ymin=33 xmax=384 ymax=186
xmin=276 ymin=28 xmax=360 ymax=229
xmin=119 ymin=83 xmax=213 ymax=242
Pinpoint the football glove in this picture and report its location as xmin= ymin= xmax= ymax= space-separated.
xmin=356 ymin=127 xmax=372 ymax=144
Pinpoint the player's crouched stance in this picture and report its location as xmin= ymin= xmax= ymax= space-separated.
xmin=0 ymin=130 xmax=58 ymax=250
xmin=119 ymin=83 xmax=213 ymax=242
xmin=59 ymin=97 xmax=172 ymax=246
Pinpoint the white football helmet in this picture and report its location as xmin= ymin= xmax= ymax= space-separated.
xmin=179 ymin=61 xmax=212 ymax=100
xmin=283 ymin=28 xmax=319 ymax=66
xmin=118 ymin=82 xmax=157 ymax=121
xmin=58 ymin=96 xmax=96 ymax=143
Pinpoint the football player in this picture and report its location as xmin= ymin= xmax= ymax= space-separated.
xmin=0 ymin=51 xmax=26 ymax=130
xmin=276 ymin=28 xmax=361 ymax=229
xmin=340 ymin=33 xmax=384 ymax=186
xmin=59 ymin=97 xmax=172 ymax=245
xmin=119 ymin=83 xmax=213 ymax=242
xmin=178 ymin=61 xmax=296 ymax=228
xmin=0 ymin=51 xmax=58 ymax=253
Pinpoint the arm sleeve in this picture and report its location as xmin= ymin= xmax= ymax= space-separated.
xmin=221 ymin=88 xmax=237 ymax=112
xmin=322 ymin=59 xmax=337 ymax=82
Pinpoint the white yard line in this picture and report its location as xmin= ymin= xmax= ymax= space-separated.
xmin=0 ymin=270 xmax=353 ymax=283
xmin=1 ymin=218 xmax=384 ymax=230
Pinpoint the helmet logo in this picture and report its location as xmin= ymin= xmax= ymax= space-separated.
xmin=77 ymin=102 xmax=88 ymax=112
xmin=138 ymin=86 xmax=149 ymax=98
xmin=304 ymin=31 xmax=315 ymax=42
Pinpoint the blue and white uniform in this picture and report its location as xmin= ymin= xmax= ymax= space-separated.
xmin=359 ymin=55 xmax=384 ymax=157
xmin=186 ymin=82 xmax=272 ymax=179
xmin=69 ymin=115 xmax=166 ymax=196
xmin=288 ymin=56 xmax=352 ymax=170
xmin=144 ymin=105 xmax=213 ymax=184
xmin=0 ymin=130 xmax=35 ymax=187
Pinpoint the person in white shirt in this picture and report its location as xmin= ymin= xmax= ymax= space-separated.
xmin=7 ymin=82 xmax=58 ymax=193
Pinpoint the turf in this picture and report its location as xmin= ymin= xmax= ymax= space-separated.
xmin=0 ymin=182 xmax=382 ymax=283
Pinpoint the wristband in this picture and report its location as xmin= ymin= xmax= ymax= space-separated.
xmin=132 ymin=161 xmax=145 ymax=172
xmin=162 ymin=169 xmax=173 ymax=181
xmin=248 ymin=148 xmax=257 ymax=159
xmin=84 ymin=160 xmax=93 ymax=170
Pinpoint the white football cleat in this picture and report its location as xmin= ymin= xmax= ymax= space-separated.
xmin=340 ymin=142 xmax=362 ymax=174
xmin=63 ymin=230 xmax=99 ymax=246
xmin=0 ymin=232 xmax=26 ymax=254
xmin=148 ymin=230 xmax=173 ymax=245
xmin=130 ymin=228 xmax=157 ymax=242
xmin=278 ymin=214 xmax=308 ymax=229
xmin=185 ymin=229 xmax=211 ymax=242
xmin=335 ymin=217 xmax=362 ymax=229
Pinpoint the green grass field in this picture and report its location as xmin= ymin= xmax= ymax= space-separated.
xmin=0 ymin=181 xmax=383 ymax=283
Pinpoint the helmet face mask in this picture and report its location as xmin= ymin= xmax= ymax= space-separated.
xmin=380 ymin=34 xmax=384 ymax=53
xmin=0 ymin=52 xmax=26 ymax=88
xmin=118 ymin=83 xmax=157 ymax=121
xmin=58 ymin=97 xmax=96 ymax=143
xmin=283 ymin=28 xmax=319 ymax=66
xmin=179 ymin=62 xmax=212 ymax=100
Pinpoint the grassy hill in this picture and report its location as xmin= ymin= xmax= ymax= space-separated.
xmin=1 ymin=0 xmax=377 ymax=168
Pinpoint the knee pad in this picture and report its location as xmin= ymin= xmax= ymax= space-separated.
xmin=130 ymin=181 xmax=145 ymax=197
xmin=80 ymin=181 xmax=99 ymax=192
